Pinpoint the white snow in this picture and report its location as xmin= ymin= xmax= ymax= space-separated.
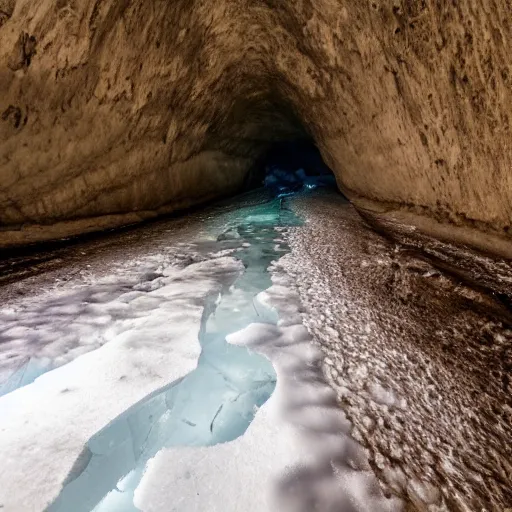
xmin=0 ymin=195 xmax=404 ymax=512
xmin=0 ymin=256 xmax=243 ymax=512
xmin=134 ymin=260 xmax=402 ymax=512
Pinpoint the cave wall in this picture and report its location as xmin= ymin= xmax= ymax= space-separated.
xmin=1 ymin=0 xmax=512 ymax=252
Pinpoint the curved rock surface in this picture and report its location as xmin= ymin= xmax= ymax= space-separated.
xmin=1 ymin=0 xmax=512 ymax=253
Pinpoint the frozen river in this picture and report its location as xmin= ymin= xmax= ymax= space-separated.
xmin=0 ymin=190 xmax=395 ymax=512
xmin=0 ymin=189 xmax=510 ymax=511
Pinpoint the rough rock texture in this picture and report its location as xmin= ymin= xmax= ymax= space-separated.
xmin=1 ymin=0 xmax=512 ymax=251
xmin=286 ymin=193 xmax=512 ymax=511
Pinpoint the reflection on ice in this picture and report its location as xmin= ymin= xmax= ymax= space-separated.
xmin=48 ymin=198 xmax=300 ymax=512
xmin=0 ymin=356 xmax=53 ymax=397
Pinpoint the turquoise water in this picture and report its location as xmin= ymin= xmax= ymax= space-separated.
xmin=48 ymin=197 xmax=302 ymax=512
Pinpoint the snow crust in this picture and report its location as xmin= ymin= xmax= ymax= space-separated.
xmin=0 ymin=256 xmax=242 ymax=512
xmin=0 ymin=249 xmax=231 ymax=394
xmin=134 ymin=260 xmax=402 ymax=512
xmin=0 ymin=195 xmax=402 ymax=512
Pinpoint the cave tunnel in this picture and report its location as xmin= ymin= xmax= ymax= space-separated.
xmin=1 ymin=1 xmax=512 ymax=510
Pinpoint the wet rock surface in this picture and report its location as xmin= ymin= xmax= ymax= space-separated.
xmin=284 ymin=192 xmax=512 ymax=511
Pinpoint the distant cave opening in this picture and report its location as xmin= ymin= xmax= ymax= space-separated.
xmin=247 ymin=138 xmax=338 ymax=198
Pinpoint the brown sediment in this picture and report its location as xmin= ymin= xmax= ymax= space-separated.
xmin=285 ymin=192 xmax=512 ymax=511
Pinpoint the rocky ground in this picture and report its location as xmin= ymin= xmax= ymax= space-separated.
xmin=284 ymin=192 xmax=512 ymax=511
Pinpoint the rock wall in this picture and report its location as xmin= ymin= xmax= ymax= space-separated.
xmin=1 ymin=0 xmax=512 ymax=253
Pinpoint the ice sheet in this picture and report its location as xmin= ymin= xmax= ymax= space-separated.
xmin=0 ymin=194 xmax=400 ymax=512
xmin=134 ymin=262 xmax=402 ymax=512
xmin=0 ymin=256 xmax=242 ymax=512
xmin=48 ymin=204 xmax=289 ymax=511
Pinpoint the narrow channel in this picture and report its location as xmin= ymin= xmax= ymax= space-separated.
xmin=47 ymin=196 xmax=303 ymax=511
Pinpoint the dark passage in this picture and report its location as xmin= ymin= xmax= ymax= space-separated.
xmin=249 ymin=139 xmax=337 ymax=197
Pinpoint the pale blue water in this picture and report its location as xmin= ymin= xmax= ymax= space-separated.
xmin=47 ymin=196 xmax=302 ymax=512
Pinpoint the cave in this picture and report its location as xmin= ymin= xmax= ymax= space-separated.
xmin=0 ymin=1 xmax=511 ymax=511
xmin=1 ymin=0 xmax=512 ymax=257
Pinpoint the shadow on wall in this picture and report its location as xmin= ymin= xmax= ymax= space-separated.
xmin=246 ymin=139 xmax=338 ymax=198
